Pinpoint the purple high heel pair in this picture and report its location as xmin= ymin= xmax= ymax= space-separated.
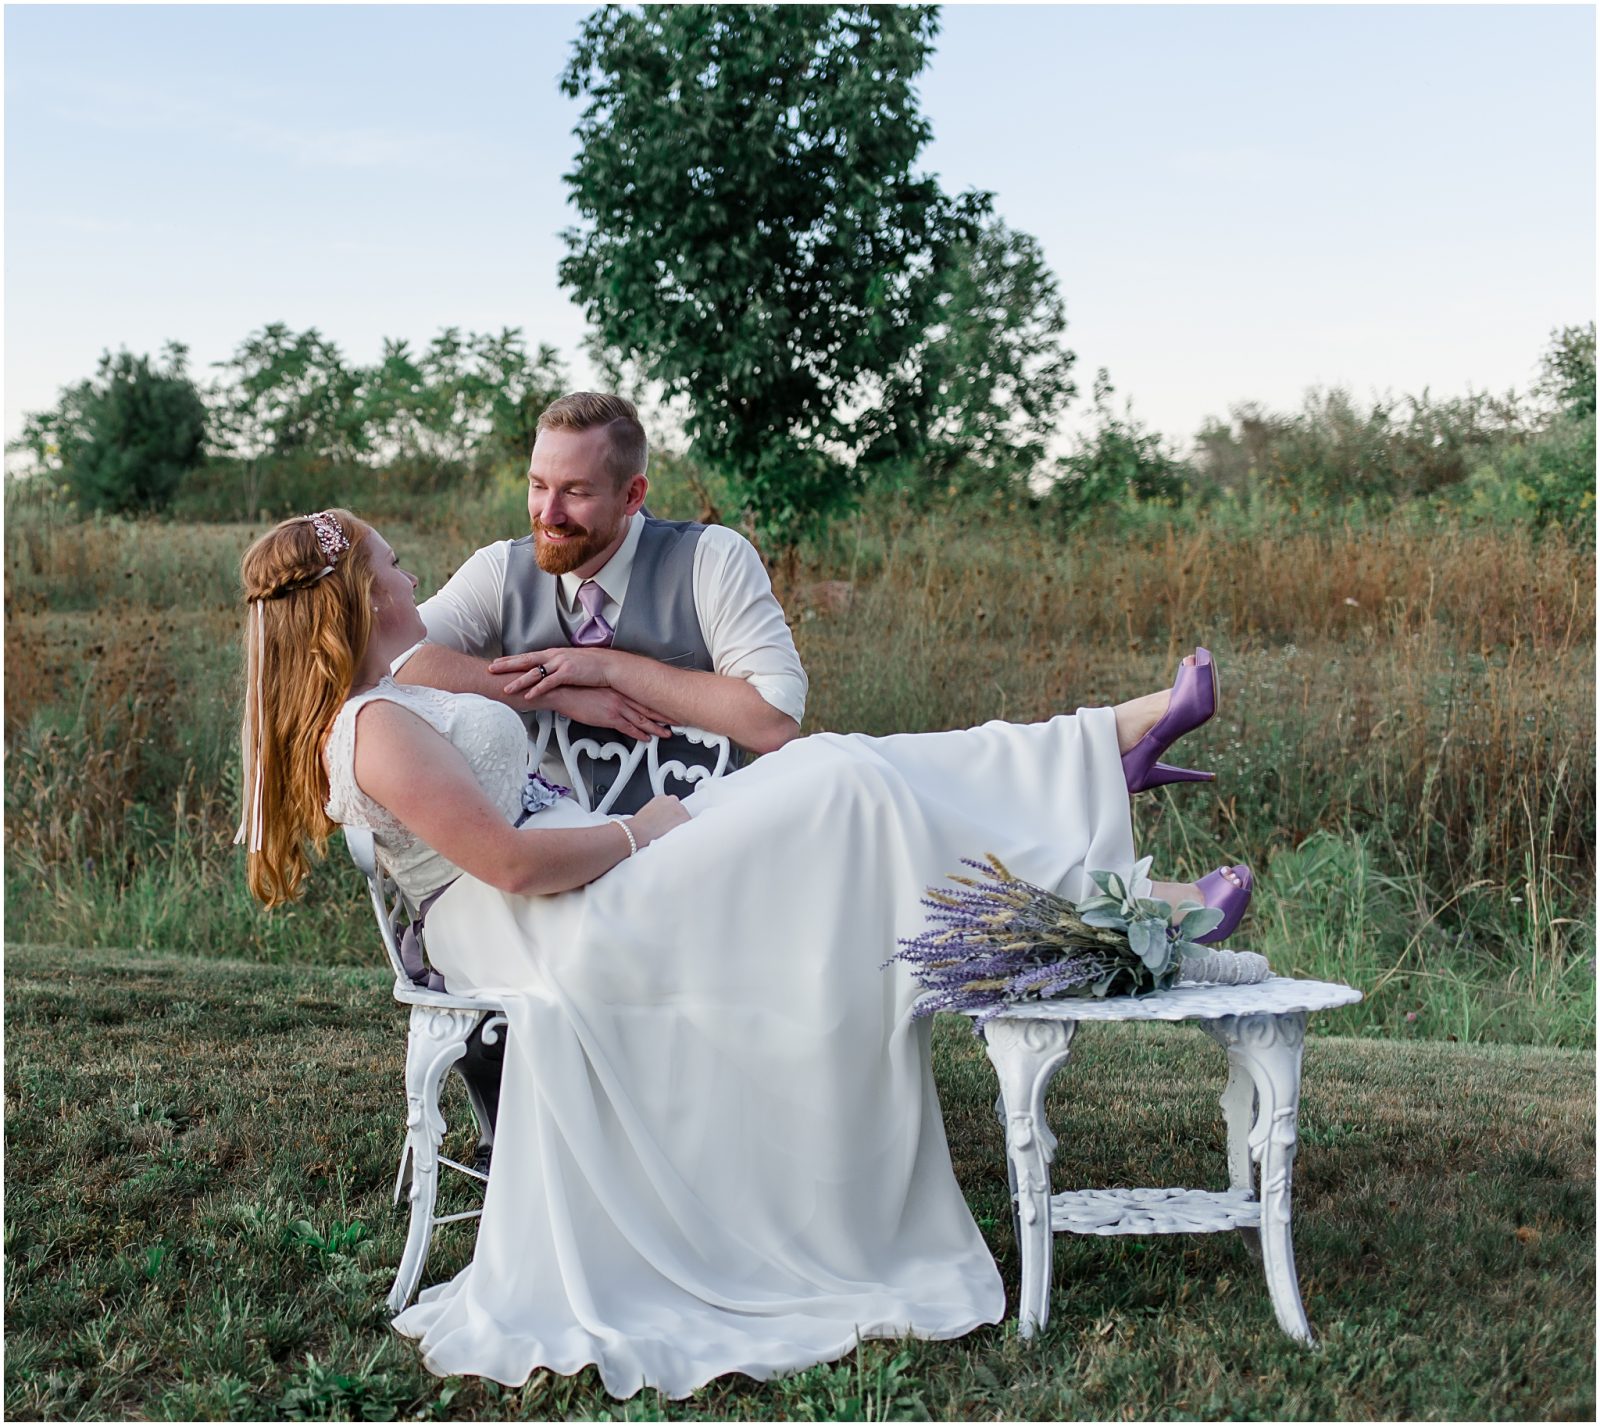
xmin=1122 ymin=647 xmax=1253 ymax=944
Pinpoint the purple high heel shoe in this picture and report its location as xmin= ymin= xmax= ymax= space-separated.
xmin=1193 ymin=864 xmax=1254 ymax=945
xmin=1122 ymin=647 xmax=1218 ymax=794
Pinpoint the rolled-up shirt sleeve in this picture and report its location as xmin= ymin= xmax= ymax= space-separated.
xmin=692 ymin=527 xmax=808 ymax=726
xmin=416 ymin=543 xmax=509 ymax=660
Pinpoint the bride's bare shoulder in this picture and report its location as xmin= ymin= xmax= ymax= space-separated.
xmin=350 ymin=693 xmax=449 ymax=749
xmin=347 ymin=694 xmax=466 ymax=810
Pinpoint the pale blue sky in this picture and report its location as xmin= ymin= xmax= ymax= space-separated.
xmin=5 ymin=3 xmax=1594 ymax=455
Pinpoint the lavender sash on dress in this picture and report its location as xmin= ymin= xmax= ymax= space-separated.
xmin=399 ymin=883 xmax=455 ymax=992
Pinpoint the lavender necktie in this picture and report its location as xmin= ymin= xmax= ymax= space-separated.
xmin=572 ymin=580 xmax=615 ymax=647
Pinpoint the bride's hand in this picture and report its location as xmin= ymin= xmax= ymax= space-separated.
xmin=626 ymin=795 xmax=689 ymax=850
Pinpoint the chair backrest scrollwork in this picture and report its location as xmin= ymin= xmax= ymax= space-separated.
xmin=551 ymin=719 xmax=650 ymax=814
xmin=534 ymin=712 xmax=731 ymax=815
xmin=647 ymin=725 xmax=732 ymax=796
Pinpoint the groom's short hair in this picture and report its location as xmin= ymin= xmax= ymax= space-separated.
xmin=536 ymin=392 xmax=649 ymax=487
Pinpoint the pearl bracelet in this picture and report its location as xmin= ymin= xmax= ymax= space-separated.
xmin=610 ymin=816 xmax=638 ymax=858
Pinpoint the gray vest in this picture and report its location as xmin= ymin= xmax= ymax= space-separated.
xmin=503 ymin=516 xmax=738 ymax=813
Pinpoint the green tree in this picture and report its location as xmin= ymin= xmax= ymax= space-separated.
xmin=1191 ymin=386 xmax=1515 ymax=508
xmin=415 ymin=327 xmax=482 ymax=471
xmin=1458 ymin=322 xmax=1597 ymax=536
xmin=471 ymin=331 xmax=569 ymax=472
xmin=1538 ymin=321 xmax=1596 ymax=419
xmin=355 ymin=329 xmax=568 ymax=480
xmin=1188 ymin=404 xmax=1297 ymax=501
xmin=356 ymin=337 xmax=431 ymax=471
xmin=11 ymin=344 xmax=206 ymax=514
xmin=209 ymin=325 xmax=363 ymax=516
xmin=866 ymin=216 xmax=1076 ymax=498
xmin=560 ymin=3 xmax=986 ymax=547
xmin=1049 ymin=370 xmax=1184 ymax=527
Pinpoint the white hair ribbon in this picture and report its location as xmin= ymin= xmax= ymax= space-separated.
xmin=234 ymin=599 xmax=267 ymax=854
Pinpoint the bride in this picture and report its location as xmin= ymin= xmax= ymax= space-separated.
xmin=239 ymin=509 xmax=1253 ymax=1399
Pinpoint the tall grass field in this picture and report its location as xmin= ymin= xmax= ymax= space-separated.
xmin=7 ymin=476 xmax=1593 ymax=1047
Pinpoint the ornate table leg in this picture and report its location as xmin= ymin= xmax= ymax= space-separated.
xmin=1201 ymin=1011 xmax=1313 ymax=1344
xmin=991 ymin=1089 xmax=1021 ymax=1259
xmin=389 ymin=1005 xmax=479 ymax=1313
xmin=1201 ymin=1021 xmax=1263 ymax=1260
xmin=982 ymin=1017 xmax=1077 ymax=1339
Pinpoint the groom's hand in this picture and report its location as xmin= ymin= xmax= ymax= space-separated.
xmin=492 ymin=643 xmax=799 ymax=756
xmin=492 ymin=647 xmax=617 ymax=697
xmin=527 ymin=686 xmax=675 ymax=743
xmin=495 ymin=647 xmax=675 ymax=739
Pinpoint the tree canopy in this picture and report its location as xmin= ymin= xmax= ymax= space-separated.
xmin=868 ymin=216 xmax=1077 ymax=495
xmin=14 ymin=344 xmax=207 ymax=514
xmin=351 ymin=328 xmax=567 ymax=475
xmin=1538 ymin=322 xmax=1596 ymax=420
xmin=211 ymin=324 xmax=364 ymax=467
xmin=559 ymin=3 xmax=992 ymax=545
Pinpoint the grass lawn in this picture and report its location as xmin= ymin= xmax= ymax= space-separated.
xmin=5 ymin=944 xmax=1593 ymax=1422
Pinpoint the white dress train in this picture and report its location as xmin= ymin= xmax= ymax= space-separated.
xmin=324 ymin=681 xmax=1135 ymax=1399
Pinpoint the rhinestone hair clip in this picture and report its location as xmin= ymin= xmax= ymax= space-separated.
xmin=306 ymin=510 xmax=350 ymax=579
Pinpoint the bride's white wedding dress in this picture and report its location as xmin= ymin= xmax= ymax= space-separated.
xmin=325 ymin=680 xmax=1135 ymax=1399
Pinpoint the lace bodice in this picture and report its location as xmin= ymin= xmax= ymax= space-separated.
xmin=325 ymin=681 xmax=532 ymax=900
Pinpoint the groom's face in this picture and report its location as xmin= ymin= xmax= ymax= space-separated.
xmin=526 ymin=426 xmax=648 ymax=577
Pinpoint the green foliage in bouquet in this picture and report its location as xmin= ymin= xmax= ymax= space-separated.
xmin=1076 ymin=859 xmax=1224 ymax=976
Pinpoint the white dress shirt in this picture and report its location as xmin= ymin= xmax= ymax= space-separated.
xmin=412 ymin=513 xmax=808 ymax=726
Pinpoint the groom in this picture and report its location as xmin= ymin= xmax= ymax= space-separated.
xmin=395 ymin=391 xmax=808 ymax=1140
xmin=395 ymin=391 xmax=807 ymax=809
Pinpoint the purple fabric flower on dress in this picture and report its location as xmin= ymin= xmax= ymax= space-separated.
xmin=522 ymin=771 xmax=573 ymax=818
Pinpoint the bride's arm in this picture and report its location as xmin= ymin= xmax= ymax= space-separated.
xmin=349 ymin=701 xmax=679 ymax=895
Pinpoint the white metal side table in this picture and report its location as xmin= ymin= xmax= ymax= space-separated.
xmin=971 ymin=976 xmax=1362 ymax=1345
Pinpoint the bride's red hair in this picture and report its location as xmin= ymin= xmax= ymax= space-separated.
xmin=238 ymin=509 xmax=376 ymax=906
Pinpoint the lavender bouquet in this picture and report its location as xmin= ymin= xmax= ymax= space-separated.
xmin=891 ymin=854 xmax=1225 ymax=1027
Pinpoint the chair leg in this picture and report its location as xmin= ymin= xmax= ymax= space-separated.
xmin=1202 ymin=1011 xmax=1313 ymax=1345
xmin=458 ymin=1079 xmax=495 ymax=1157
xmin=982 ymin=1017 xmax=1076 ymax=1341
xmin=388 ymin=1005 xmax=479 ymax=1314
xmin=457 ymin=1013 xmax=509 ymax=1156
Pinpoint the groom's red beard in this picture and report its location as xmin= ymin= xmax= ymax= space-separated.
xmin=532 ymin=520 xmax=617 ymax=575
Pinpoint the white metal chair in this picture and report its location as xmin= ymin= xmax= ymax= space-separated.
xmin=348 ymin=713 xmax=732 ymax=1312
